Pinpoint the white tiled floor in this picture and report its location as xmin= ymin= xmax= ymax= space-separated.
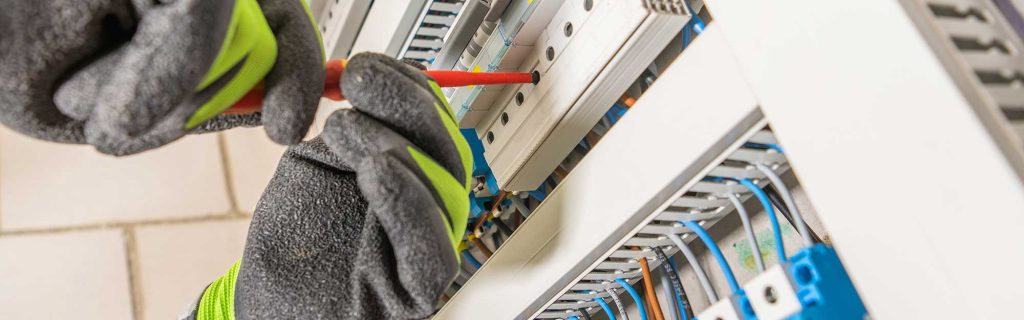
xmin=0 ymin=128 xmax=232 ymax=231
xmin=134 ymin=220 xmax=250 ymax=320
xmin=0 ymin=129 xmax=285 ymax=320
xmin=0 ymin=230 xmax=134 ymax=320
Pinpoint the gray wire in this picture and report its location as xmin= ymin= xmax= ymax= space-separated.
xmin=659 ymin=267 xmax=681 ymax=320
xmin=605 ymin=287 xmax=630 ymax=320
xmin=667 ymin=233 xmax=719 ymax=302
xmin=727 ymin=193 xmax=766 ymax=272
xmin=577 ymin=307 xmax=592 ymax=320
xmin=510 ymin=196 xmax=532 ymax=219
xmin=653 ymin=247 xmax=693 ymax=318
xmin=754 ymin=163 xmax=814 ymax=246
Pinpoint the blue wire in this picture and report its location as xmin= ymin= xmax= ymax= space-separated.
xmin=679 ymin=220 xmax=741 ymax=293
xmin=681 ymin=24 xmax=692 ymax=49
xmin=743 ymin=142 xmax=785 ymax=154
xmin=461 ymin=250 xmax=483 ymax=269
xmin=682 ymin=0 xmax=705 ymax=35
xmin=568 ymin=316 xmax=579 ymax=320
xmin=692 ymin=18 xmax=706 ymax=34
xmin=594 ymin=297 xmax=617 ymax=320
xmin=738 ymin=178 xmax=788 ymax=263
xmin=614 ymin=278 xmax=648 ymax=320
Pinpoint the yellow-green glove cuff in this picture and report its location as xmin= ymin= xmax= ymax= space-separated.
xmin=197 ymin=260 xmax=241 ymax=320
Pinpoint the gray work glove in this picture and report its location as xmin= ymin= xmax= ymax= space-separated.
xmin=0 ymin=0 xmax=324 ymax=155
xmin=182 ymin=53 xmax=474 ymax=320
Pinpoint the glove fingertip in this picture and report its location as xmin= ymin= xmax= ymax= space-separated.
xmin=321 ymin=109 xmax=370 ymax=164
xmin=341 ymin=53 xmax=433 ymax=110
xmin=264 ymin=112 xmax=313 ymax=145
xmin=261 ymin=74 xmax=320 ymax=145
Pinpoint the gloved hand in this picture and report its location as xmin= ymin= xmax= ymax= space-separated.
xmin=0 ymin=0 xmax=324 ymax=155
xmin=181 ymin=53 xmax=473 ymax=320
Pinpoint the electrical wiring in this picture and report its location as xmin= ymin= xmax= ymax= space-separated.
xmin=461 ymin=250 xmax=483 ymax=269
xmin=763 ymin=185 xmax=823 ymax=243
xmin=639 ymin=258 xmax=666 ymax=320
xmin=658 ymin=271 xmax=679 ymax=320
xmin=577 ymin=308 xmax=593 ymax=320
xmin=743 ymin=142 xmax=784 ymax=154
xmin=727 ymin=193 xmax=766 ymax=272
xmin=681 ymin=0 xmax=705 ymax=37
xmin=491 ymin=231 xmax=503 ymax=248
xmin=457 ymin=266 xmax=474 ymax=282
xmin=679 ymin=220 xmax=740 ymax=294
xmin=568 ymin=316 xmax=579 ymax=320
xmin=666 ymin=233 xmax=719 ymax=302
xmin=471 ymin=191 xmax=507 ymax=234
xmin=469 ymin=236 xmax=493 ymax=257
xmin=738 ymin=178 xmax=788 ymax=263
xmin=448 ymin=280 xmax=462 ymax=291
xmin=754 ymin=163 xmax=815 ymax=246
xmin=594 ymin=297 xmax=618 ymax=320
xmin=602 ymin=287 xmax=626 ymax=320
xmin=605 ymin=288 xmax=630 ymax=320
xmin=510 ymin=196 xmax=532 ymax=219
xmin=614 ymin=279 xmax=648 ymax=320
xmin=653 ymin=248 xmax=693 ymax=320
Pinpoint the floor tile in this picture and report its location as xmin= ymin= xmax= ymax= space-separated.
xmin=0 ymin=230 xmax=133 ymax=320
xmin=0 ymin=128 xmax=231 ymax=231
xmin=308 ymin=99 xmax=351 ymax=139
xmin=133 ymin=219 xmax=250 ymax=320
xmin=221 ymin=129 xmax=287 ymax=212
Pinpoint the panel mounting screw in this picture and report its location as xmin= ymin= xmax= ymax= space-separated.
xmin=764 ymin=286 xmax=779 ymax=304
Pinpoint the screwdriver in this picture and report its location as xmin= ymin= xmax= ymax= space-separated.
xmin=226 ymin=59 xmax=539 ymax=114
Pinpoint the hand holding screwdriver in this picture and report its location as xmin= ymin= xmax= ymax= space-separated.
xmin=226 ymin=59 xmax=540 ymax=114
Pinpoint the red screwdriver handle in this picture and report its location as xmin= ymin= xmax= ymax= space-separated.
xmin=225 ymin=59 xmax=537 ymax=114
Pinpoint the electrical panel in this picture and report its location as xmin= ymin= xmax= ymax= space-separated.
xmin=310 ymin=0 xmax=1024 ymax=318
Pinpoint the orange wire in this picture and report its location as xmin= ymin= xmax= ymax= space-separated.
xmin=584 ymin=131 xmax=601 ymax=147
xmin=639 ymin=257 xmax=665 ymax=320
xmin=553 ymin=166 xmax=570 ymax=180
xmin=469 ymin=236 xmax=493 ymax=258
xmin=472 ymin=191 xmax=507 ymax=233
xmin=620 ymin=93 xmax=637 ymax=108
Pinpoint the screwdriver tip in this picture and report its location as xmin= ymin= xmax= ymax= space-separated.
xmin=531 ymin=71 xmax=541 ymax=85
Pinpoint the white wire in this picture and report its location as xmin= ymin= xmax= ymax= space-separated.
xmin=605 ymin=287 xmax=629 ymax=320
xmin=727 ymin=193 xmax=766 ymax=272
xmin=666 ymin=233 xmax=719 ymax=302
xmin=754 ymin=163 xmax=815 ymax=246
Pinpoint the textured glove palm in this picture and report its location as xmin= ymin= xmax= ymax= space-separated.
xmin=185 ymin=53 xmax=473 ymax=320
xmin=0 ymin=0 xmax=324 ymax=155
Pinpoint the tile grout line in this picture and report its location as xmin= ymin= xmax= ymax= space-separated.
xmin=0 ymin=141 xmax=4 ymax=233
xmin=216 ymin=133 xmax=242 ymax=216
xmin=0 ymin=213 xmax=250 ymax=237
xmin=123 ymin=226 xmax=145 ymax=320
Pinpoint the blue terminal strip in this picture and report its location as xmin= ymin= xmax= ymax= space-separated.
xmin=461 ymin=128 xmax=547 ymax=218
xmin=785 ymin=244 xmax=867 ymax=320
xmin=461 ymin=128 xmax=501 ymax=218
